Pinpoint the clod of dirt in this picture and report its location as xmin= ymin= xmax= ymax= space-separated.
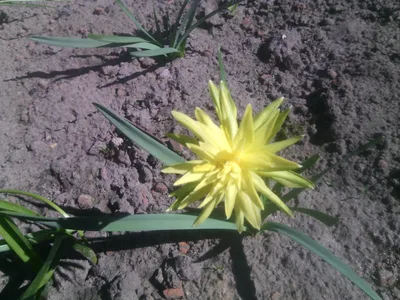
xmin=77 ymin=194 xmax=94 ymax=209
xmin=173 ymin=255 xmax=202 ymax=282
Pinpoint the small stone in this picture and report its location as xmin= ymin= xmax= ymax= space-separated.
xmin=271 ymin=291 xmax=281 ymax=300
xmin=241 ymin=17 xmax=252 ymax=30
xmin=111 ymin=137 xmax=124 ymax=147
xmin=158 ymin=68 xmax=171 ymax=79
xmin=330 ymin=5 xmax=345 ymax=13
xmin=93 ymin=7 xmax=105 ymax=15
xmin=116 ymin=88 xmax=127 ymax=97
xmin=100 ymin=167 xmax=108 ymax=180
xmin=167 ymin=140 xmax=183 ymax=153
xmin=327 ymin=69 xmax=337 ymax=79
xmin=377 ymin=160 xmax=388 ymax=170
xmin=38 ymin=79 xmax=48 ymax=89
xmin=117 ymin=150 xmax=131 ymax=166
xmin=139 ymin=57 xmax=155 ymax=68
xmin=379 ymin=269 xmax=396 ymax=287
xmin=152 ymin=183 xmax=168 ymax=193
xmin=77 ymin=194 xmax=94 ymax=209
xmin=163 ymin=288 xmax=184 ymax=299
xmin=178 ymin=242 xmax=190 ymax=254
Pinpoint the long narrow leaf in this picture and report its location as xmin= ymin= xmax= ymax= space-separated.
xmin=115 ymin=0 xmax=161 ymax=47
xmin=0 ymin=200 xmax=40 ymax=216
xmin=0 ymin=189 xmax=69 ymax=217
xmin=72 ymin=243 xmax=97 ymax=264
xmin=170 ymin=0 xmax=190 ymax=47
xmin=30 ymin=36 xmax=111 ymax=48
xmin=93 ymin=103 xmax=184 ymax=165
xmin=176 ymin=0 xmax=242 ymax=48
xmin=218 ymin=48 xmax=226 ymax=82
xmin=262 ymin=222 xmax=381 ymax=300
xmin=129 ymin=47 xmax=180 ymax=57
xmin=0 ymin=216 xmax=41 ymax=267
xmin=124 ymin=42 xmax=161 ymax=50
xmin=290 ymin=207 xmax=339 ymax=226
xmin=19 ymin=237 xmax=64 ymax=300
xmin=87 ymin=34 xmax=147 ymax=44
xmin=173 ymin=0 xmax=201 ymax=48
xmin=0 ymin=229 xmax=66 ymax=253
xmin=0 ymin=212 xmax=239 ymax=232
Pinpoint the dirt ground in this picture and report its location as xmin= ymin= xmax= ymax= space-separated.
xmin=0 ymin=0 xmax=399 ymax=299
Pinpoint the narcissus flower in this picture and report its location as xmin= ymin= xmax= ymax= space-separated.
xmin=163 ymin=81 xmax=313 ymax=232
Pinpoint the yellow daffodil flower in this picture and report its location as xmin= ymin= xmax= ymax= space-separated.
xmin=163 ymin=81 xmax=314 ymax=232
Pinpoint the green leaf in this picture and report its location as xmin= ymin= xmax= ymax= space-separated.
xmin=0 ymin=200 xmax=40 ymax=216
xmin=218 ymin=48 xmax=227 ymax=82
xmin=72 ymin=242 xmax=97 ymax=264
xmin=262 ymin=222 xmax=381 ymax=300
xmin=0 ymin=229 xmax=65 ymax=253
xmin=93 ymin=103 xmax=184 ymax=166
xmin=0 ymin=216 xmax=41 ymax=267
xmin=0 ymin=212 xmax=239 ymax=232
xmin=176 ymin=0 xmax=242 ymax=49
xmin=173 ymin=0 xmax=201 ymax=48
xmin=129 ymin=47 xmax=180 ymax=57
xmin=170 ymin=0 xmax=190 ymax=47
xmin=19 ymin=237 xmax=64 ymax=300
xmin=115 ymin=0 xmax=161 ymax=47
xmin=290 ymin=207 xmax=339 ymax=226
xmin=87 ymin=34 xmax=147 ymax=44
xmin=30 ymin=36 xmax=111 ymax=48
xmin=124 ymin=42 xmax=161 ymax=50
xmin=0 ymin=189 xmax=69 ymax=218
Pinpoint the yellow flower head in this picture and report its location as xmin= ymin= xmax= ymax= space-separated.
xmin=163 ymin=81 xmax=313 ymax=232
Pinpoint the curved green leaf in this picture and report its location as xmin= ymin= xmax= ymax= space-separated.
xmin=30 ymin=36 xmax=111 ymax=48
xmin=0 ymin=200 xmax=40 ymax=216
xmin=290 ymin=207 xmax=339 ymax=226
xmin=129 ymin=47 xmax=180 ymax=57
xmin=87 ymin=34 xmax=147 ymax=44
xmin=124 ymin=42 xmax=161 ymax=50
xmin=72 ymin=242 xmax=97 ymax=264
xmin=19 ymin=237 xmax=64 ymax=300
xmin=93 ymin=103 xmax=184 ymax=166
xmin=262 ymin=222 xmax=381 ymax=300
xmin=0 ymin=212 xmax=238 ymax=232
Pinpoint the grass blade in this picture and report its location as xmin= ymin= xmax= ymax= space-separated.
xmin=0 ymin=216 xmax=41 ymax=267
xmin=0 ymin=212 xmax=239 ymax=232
xmin=87 ymin=34 xmax=147 ymax=44
xmin=176 ymin=0 xmax=242 ymax=49
xmin=262 ymin=222 xmax=381 ymax=300
xmin=218 ymin=48 xmax=226 ymax=82
xmin=0 ymin=229 xmax=66 ymax=253
xmin=0 ymin=189 xmax=69 ymax=217
xmin=173 ymin=0 xmax=201 ymax=48
xmin=0 ymin=200 xmax=40 ymax=216
xmin=153 ymin=6 xmax=162 ymax=39
xmin=30 ymin=36 xmax=111 ymax=48
xmin=93 ymin=103 xmax=184 ymax=165
xmin=115 ymin=0 xmax=161 ymax=47
xmin=170 ymin=0 xmax=190 ymax=47
xmin=72 ymin=242 xmax=97 ymax=264
xmin=290 ymin=207 xmax=339 ymax=226
xmin=124 ymin=42 xmax=161 ymax=50
xmin=129 ymin=47 xmax=180 ymax=57
xmin=19 ymin=237 xmax=64 ymax=300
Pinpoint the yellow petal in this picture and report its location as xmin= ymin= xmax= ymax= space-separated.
xmin=251 ymin=172 xmax=293 ymax=217
xmin=174 ymin=170 xmax=205 ymax=186
xmin=208 ymin=80 xmax=222 ymax=120
xmin=263 ymin=135 xmax=304 ymax=153
xmin=268 ymin=108 xmax=290 ymax=142
xmin=178 ymin=184 xmax=213 ymax=209
xmin=237 ymin=191 xmax=261 ymax=230
xmin=195 ymin=108 xmax=217 ymax=127
xmin=234 ymin=203 xmax=245 ymax=233
xmin=198 ymin=181 xmax=224 ymax=208
xmin=193 ymin=196 xmax=220 ymax=227
xmin=219 ymin=81 xmax=238 ymax=140
xmin=187 ymin=143 xmax=216 ymax=162
xmin=234 ymin=104 xmax=254 ymax=147
xmin=166 ymin=133 xmax=198 ymax=147
xmin=162 ymin=160 xmax=204 ymax=174
xmin=171 ymin=111 xmax=205 ymax=141
xmin=241 ymin=151 xmax=301 ymax=171
xmin=253 ymin=109 xmax=279 ymax=146
xmin=253 ymin=97 xmax=283 ymax=130
xmin=242 ymin=171 xmax=264 ymax=209
xmin=167 ymin=182 xmax=198 ymax=211
xmin=224 ymin=181 xmax=237 ymax=219
xmin=258 ymin=170 xmax=314 ymax=188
